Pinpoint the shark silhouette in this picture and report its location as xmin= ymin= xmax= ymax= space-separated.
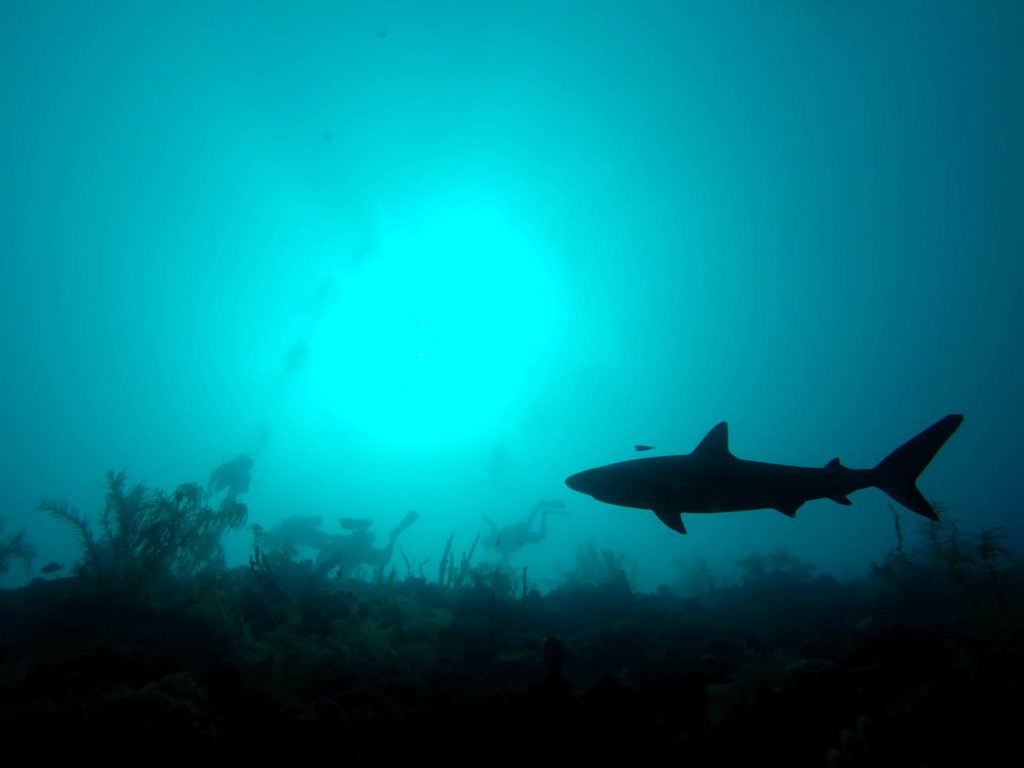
xmin=565 ymin=414 xmax=963 ymax=534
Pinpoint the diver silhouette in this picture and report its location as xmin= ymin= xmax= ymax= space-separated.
xmin=207 ymin=454 xmax=254 ymax=502
xmin=483 ymin=500 xmax=568 ymax=560
xmin=315 ymin=511 xmax=419 ymax=577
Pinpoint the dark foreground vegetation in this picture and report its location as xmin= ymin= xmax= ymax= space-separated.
xmin=1 ymin=476 xmax=1021 ymax=764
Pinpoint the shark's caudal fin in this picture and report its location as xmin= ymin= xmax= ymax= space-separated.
xmin=873 ymin=414 xmax=963 ymax=520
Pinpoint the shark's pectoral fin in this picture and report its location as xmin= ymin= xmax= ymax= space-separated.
xmin=653 ymin=509 xmax=687 ymax=534
xmin=775 ymin=503 xmax=801 ymax=518
xmin=829 ymin=495 xmax=853 ymax=505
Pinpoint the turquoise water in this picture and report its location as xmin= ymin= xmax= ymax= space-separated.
xmin=1 ymin=1 xmax=1020 ymax=591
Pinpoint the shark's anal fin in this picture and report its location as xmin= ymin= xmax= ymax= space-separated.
xmin=829 ymin=495 xmax=853 ymax=505
xmin=653 ymin=509 xmax=687 ymax=534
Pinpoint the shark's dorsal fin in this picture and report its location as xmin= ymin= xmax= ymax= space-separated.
xmin=693 ymin=422 xmax=731 ymax=459
xmin=825 ymin=458 xmax=845 ymax=470
xmin=653 ymin=509 xmax=687 ymax=534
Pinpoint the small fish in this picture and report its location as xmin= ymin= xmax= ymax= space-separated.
xmin=41 ymin=561 xmax=64 ymax=574
xmin=635 ymin=445 xmax=655 ymax=452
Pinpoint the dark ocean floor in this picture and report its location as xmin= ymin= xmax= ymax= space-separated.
xmin=1 ymin=549 xmax=1021 ymax=765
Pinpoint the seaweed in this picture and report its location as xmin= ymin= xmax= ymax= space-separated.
xmin=918 ymin=516 xmax=1022 ymax=619
xmin=0 ymin=526 xmax=1020 ymax=759
xmin=38 ymin=470 xmax=248 ymax=592
xmin=736 ymin=548 xmax=814 ymax=588
xmin=438 ymin=532 xmax=454 ymax=585
xmin=467 ymin=561 xmax=518 ymax=599
xmin=871 ymin=503 xmax=1023 ymax=622
xmin=455 ymin=533 xmax=481 ymax=588
xmin=671 ymin=556 xmax=723 ymax=597
xmin=827 ymin=716 xmax=879 ymax=768
xmin=560 ymin=542 xmax=637 ymax=588
xmin=0 ymin=521 xmax=35 ymax=575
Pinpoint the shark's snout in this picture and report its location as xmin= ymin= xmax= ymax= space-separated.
xmin=564 ymin=471 xmax=588 ymax=493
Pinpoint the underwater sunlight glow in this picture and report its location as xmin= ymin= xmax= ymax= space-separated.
xmin=317 ymin=200 xmax=556 ymax=446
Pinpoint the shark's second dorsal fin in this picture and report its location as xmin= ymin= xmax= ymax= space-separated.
xmin=694 ymin=422 xmax=731 ymax=459
xmin=825 ymin=458 xmax=845 ymax=470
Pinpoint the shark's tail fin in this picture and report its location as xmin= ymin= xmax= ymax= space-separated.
xmin=873 ymin=414 xmax=963 ymax=520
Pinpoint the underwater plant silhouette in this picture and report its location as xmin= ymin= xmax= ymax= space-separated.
xmin=39 ymin=470 xmax=247 ymax=592
xmin=871 ymin=503 xmax=1023 ymax=622
xmin=0 ymin=521 xmax=35 ymax=575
